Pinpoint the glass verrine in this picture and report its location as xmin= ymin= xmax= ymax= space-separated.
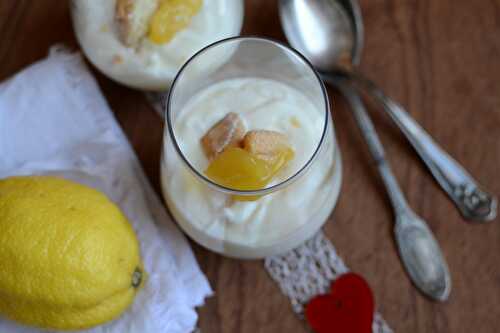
xmin=161 ymin=37 xmax=342 ymax=258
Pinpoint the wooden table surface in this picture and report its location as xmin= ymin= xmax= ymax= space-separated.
xmin=2 ymin=1 xmax=500 ymax=332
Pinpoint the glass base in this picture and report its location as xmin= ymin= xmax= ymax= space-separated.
xmin=161 ymin=141 xmax=343 ymax=259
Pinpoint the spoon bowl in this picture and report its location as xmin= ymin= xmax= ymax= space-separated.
xmin=279 ymin=0 xmax=354 ymax=70
xmin=279 ymin=0 xmax=363 ymax=68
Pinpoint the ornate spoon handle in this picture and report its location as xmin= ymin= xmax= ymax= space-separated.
xmin=332 ymin=69 xmax=497 ymax=222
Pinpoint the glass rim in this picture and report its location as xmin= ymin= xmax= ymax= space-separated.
xmin=165 ymin=35 xmax=330 ymax=196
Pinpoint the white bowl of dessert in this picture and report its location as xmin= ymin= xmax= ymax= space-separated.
xmin=161 ymin=37 xmax=342 ymax=258
xmin=71 ymin=0 xmax=244 ymax=90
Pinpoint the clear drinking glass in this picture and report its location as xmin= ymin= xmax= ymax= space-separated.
xmin=161 ymin=37 xmax=342 ymax=258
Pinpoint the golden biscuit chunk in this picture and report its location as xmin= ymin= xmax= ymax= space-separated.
xmin=116 ymin=0 xmax=159 ymax=46
xmin=243 ymin=130 xmax=293 ymax=163
xmin=201 ymin=113 xmax=246 ymax=160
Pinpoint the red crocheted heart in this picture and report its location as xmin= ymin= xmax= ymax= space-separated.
xmin=305 ymin=273 xmax=375 ymax=333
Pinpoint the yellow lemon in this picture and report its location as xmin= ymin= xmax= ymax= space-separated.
xmin=0 ymin=176 xmax=145 ymax=330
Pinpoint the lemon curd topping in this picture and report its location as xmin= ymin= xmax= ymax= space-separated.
xmin=149 ymin=0 xmax=203 ymax=44
xmin=205 ymin=146 xmax=294 ymax=195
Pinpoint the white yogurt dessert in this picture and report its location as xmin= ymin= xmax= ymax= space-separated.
xmin=161 ymin=77 xmax=342 ymax=258
xmin=71 ymin=0 xmax=243 ymax=90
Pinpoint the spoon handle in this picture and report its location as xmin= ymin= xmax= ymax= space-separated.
xmin=330 ymin=77 xmax=451 ymax=301
xmin=331 ymin=78 xmax=410 ymax=215
xmin=336 ymin=70 xmax=497 ymax=222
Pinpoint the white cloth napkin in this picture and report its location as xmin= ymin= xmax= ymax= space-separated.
xmin=0 ymin=46 xmax=212 ymax=333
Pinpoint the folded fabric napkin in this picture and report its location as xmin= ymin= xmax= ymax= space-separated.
xmin=0 ymin=46 xmax=212 ymax=333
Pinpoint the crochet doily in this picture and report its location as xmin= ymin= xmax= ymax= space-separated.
xmin=265 ymin=231 xmax=392 ymax=333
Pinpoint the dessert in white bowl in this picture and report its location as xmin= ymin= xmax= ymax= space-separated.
xmin=159 ymin=37 xmax=342 ymax=258
xmin=71 ymin=0 xmax=244 ymax=90
xmin=162 ymin=77 xmax=342 ymax=258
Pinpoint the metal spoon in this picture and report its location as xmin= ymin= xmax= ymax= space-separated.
xmin=336 ymin=77 xmax=451 ymax=301
xmin=279 ymin=0 xmax=452 ymax=301
xmin=279 ymin=0 xmax=497 ymax=223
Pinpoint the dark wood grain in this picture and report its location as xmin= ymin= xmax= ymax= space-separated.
xmin=1 ymin=1 xmax=500 ymax=332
